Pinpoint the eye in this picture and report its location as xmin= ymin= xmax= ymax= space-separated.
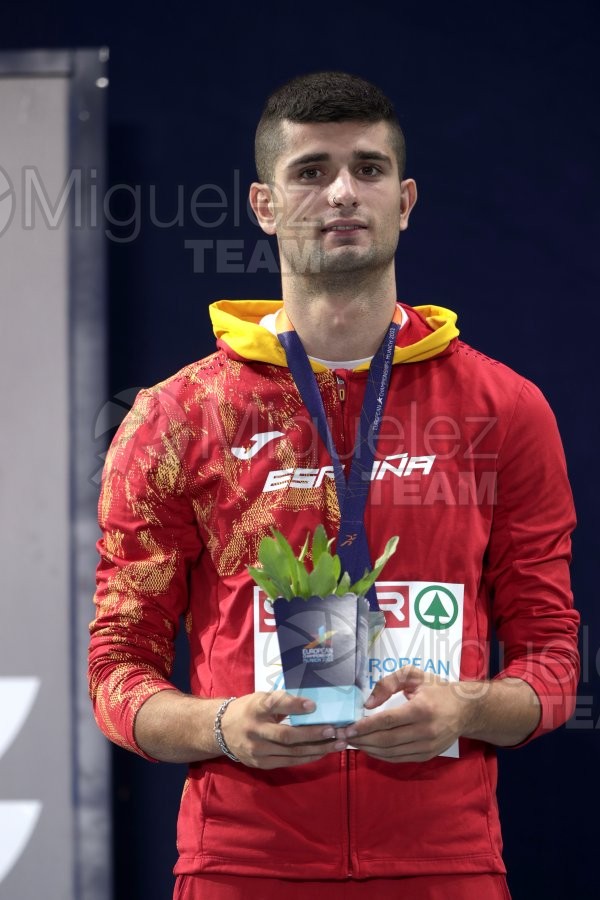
xmin=359 ymin=165 xmax=382 ymax=177
xmin=299 ymin=167 xmax=323 ymax=180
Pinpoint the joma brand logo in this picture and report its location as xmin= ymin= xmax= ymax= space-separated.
xmin=262 ymin=453 xmax=436 ymax=492
xmin=231 ymin=431 xmax=284 ymax=460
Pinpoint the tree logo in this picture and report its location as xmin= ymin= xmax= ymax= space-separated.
xmin=414 ymin=585 xmax=458 ymax=630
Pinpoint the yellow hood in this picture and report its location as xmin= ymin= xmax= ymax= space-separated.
xmin=210 ymin=299 xmax=459 ymax=371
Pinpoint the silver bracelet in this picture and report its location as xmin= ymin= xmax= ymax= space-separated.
xmin=214 ymin=696 xmax=240 ymax=762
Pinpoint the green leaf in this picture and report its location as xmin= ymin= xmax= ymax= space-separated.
xmin=296 ymin=559 xmax=310 ymax=597
xmin=311 ymin=524 xmax=330 ymax=566
xmin=349 ymin=535 xmax=399 ymax=597
xmin=331 ymin=552 xmax=341 ymax=583
xmin=372 ymin=535 xmax=399 ymax=576
xmin=271 ymin=528 xmax=296 ymax=559
xmin=246 ymin=566 xmax=283 ymax=601
xmin=256 ymin=535 xmax=295 ymax=599
xmin=347 ymin=568 xmax=373 ymax=598
xmin=335 ymin=571 xmax=352 ymax=596
xmin=308 ymin=552 xmax=339 ymax=597
xmin=258 ymin=535 xmax=288 ymax=578
xmin=298 ymin=531 xmax=310 ymax=564
xmin=271 ymin=530 xmax=303 ymax=595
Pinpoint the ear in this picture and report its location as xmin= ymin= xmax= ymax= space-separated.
xmin=399 ymin=178 xmax=417 ymax=232
xmin=249 ymin=182 xmax=278 ymax=236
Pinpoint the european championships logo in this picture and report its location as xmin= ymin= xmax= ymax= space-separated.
xmin=302 ymin=626 xmax=336 ymax=664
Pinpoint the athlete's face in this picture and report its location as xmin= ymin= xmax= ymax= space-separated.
xmin=250 ymin=120 xmax=416 ymax=277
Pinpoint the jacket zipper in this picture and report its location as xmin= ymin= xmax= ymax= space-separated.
xmin=330 ymin=371 xmax=353 ymax=875
xmin=341 ymin=749 xmax=353 ymax=877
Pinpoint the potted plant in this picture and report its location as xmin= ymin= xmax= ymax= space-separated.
xmin=248 ymin=526 xmax=398 ymax=726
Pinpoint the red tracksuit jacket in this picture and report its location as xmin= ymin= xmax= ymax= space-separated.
xmin=89 ymin=300 xmax=578 ymax=879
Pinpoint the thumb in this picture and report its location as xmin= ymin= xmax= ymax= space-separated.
xmin=259 ymin=690 xmax=316 ymax=720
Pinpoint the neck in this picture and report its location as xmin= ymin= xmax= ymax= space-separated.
xmin=281 ymin=269 xmax=398 ymax=361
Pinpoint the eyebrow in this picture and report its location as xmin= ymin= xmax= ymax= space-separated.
xmin=285 ymin=149 xmax=392 ymax=170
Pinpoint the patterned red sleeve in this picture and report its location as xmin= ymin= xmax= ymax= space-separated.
xmin=88 ymin=384 xmax=203 ymax=759
xmin=485 ymin=379 xmax=579 ymax=743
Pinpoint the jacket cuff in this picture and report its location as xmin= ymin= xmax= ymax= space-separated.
xmin=92 ymin=672 xmax=177 ymax=761
xmin=493 ymin=660 xmax=578 ymax=746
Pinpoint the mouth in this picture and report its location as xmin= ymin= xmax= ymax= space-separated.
xmin=321 ymin=221 xmax=367 ymax=233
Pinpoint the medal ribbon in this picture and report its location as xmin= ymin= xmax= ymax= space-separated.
xmin=278 ymin=319 xmax=399 ymax=611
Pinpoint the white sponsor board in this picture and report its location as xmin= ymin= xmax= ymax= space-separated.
xmin=254 ymin=581 xmax=464 ymax=758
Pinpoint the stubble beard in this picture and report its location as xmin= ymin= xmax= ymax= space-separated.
xmin=278 ymin=235 xmax=398 ymax=294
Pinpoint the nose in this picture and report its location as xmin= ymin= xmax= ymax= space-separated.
xmin=328 ymin=170 xmax=358 ymax=208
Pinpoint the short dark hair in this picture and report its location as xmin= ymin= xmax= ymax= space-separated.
xmin=255 ymin=71 xmax=406 ymax=184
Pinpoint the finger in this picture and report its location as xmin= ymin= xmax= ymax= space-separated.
xmin=259 ymin=720 xmax=346 ymax=753
xmin=337 ymin=704 xmax=419 ymax=742
xmin=242 ymin=729 xmax=347 ymax=768
xmin=348 ymin=723 xmax=422 ymax=749
xmin=258 ymin=690 xmax=317 ymax=720
xmin=364 ymin=666 xmax=425 ymax=709
xmin=356 ymin=738 xmax=453 ymax=763
xmin=358 ymin=746 xmax=440 ymax=763
xmin=260 ymin=751 xmax=339 ymax=770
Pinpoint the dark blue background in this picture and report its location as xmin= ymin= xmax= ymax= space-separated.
xmin=4 ymin=1 xmax=599 ymax=897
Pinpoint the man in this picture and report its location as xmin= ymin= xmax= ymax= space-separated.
xmin=89 ymin=72 xmax=579 ymax=899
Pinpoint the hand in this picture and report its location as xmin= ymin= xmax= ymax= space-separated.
xmin=335 ymin=667 xmax=470 ymax=762
xmin=220 ymin=691 xmax=348 ymax=769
